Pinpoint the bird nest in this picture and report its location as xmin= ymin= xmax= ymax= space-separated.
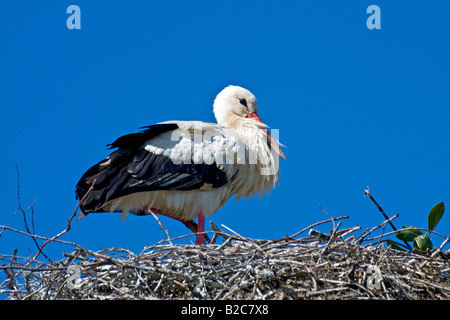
xmin=2 ymin=215 xmax=450 ymax=300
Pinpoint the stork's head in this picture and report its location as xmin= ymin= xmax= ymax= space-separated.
xmin=213 ymin=85 xmax=258 ymax=126
xmin=213 ymin=85 xmax=286 ymax=160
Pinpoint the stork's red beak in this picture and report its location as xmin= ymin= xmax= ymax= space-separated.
xmin=247 ymin=112 xmax=286 ymax=160
xmin=247 ymin=112 xmax=264 ymax=123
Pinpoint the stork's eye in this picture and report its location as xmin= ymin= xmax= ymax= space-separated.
xmin=239 ymin=98 xmax=248 ymax=108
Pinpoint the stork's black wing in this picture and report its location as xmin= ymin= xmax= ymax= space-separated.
xmin=75 ymin=123 xmax=228 ymax=215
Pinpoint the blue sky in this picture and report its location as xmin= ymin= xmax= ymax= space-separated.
xmin=1 ymin=1 xmax=449 ymax=261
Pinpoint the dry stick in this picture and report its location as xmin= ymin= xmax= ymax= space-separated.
xmin=431 ymin=236 xmax=450 ymax=259
xmin=0 ymin=225 xmax=79 ymax=249
xmin=262 ymin=216 xmax=349 ymax=249
xmin=364 ymin=188 xmax=412 ymax=250
xmin=210 ymin=221 xmax=231 ymax=245
xmin=288 ymin=216 xmax=349 ymax=239
xmin=353 ymin=213 xmax=399 ymax=244
xmin=209 ymin=221 xmax=220 ymax=245
xmin=319 ymin=204 xmax=336 ymax=231
xmin=220 ymin=224 xmax=266 ymax=254
xmin=150 ymin=212 xmax=173 ymax=246
xmin=142 ymin=231 xmax=217 ymax=247
xmin=263 ymin=226 xmax=361 ymax=251
xmin=15 ymin=165 xmax=51 ymax=262
xmin=317 ymin=221 xmax=342 ymax=264
xmin=338 ymin=226 xmax=362 ymax=239
xmin=25 ymin=179 xmax=97 ymax=267
xmin=4 ymin=249 xmax=18 ymax=290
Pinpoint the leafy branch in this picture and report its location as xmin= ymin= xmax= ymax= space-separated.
xmin=365 ymin=188 xmax=446 ymax=254
xmin=395 ymin=202 xmax=445 ymax=252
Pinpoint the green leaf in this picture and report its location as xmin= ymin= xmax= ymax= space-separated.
xmin=413 ymin=234 xmax=433 ymax=251
xmin=396 ymin=226 xmax=423 ymax=242
xmin=428 ymin=202 xmax=445 ymax=231
xmin=386 ymin=240 xmax=406 ymax=252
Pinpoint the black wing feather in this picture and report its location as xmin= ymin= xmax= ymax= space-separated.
xmin=75 ymin=123 xmax=228 ymax=215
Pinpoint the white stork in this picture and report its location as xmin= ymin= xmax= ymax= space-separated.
xmin=75 ymin=85 xmax=285 ymax=244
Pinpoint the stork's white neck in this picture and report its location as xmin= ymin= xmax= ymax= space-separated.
xmin=217 ymin=112 xmax=266 ymax=135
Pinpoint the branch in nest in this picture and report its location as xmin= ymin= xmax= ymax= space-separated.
xmin=364 ymin=188 xmax=412 ymax=250
xmin=26 ymin=179 xmax=97 ymax=266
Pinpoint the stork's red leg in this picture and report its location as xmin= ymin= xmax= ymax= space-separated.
xmin=195 ymin=212 xmax=206 ymax=245
xmin=145 ymin=207 xmax=209 ymax=244
xmin=181 ymin=219 xmax=210 ymax=244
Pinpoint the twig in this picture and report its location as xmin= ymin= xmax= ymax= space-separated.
xmin=4 ymin=249 xmax=18 ymax=290
xmin=432 ymin=236 xmax=450 ymax=259
xmin=263 ymin=216 xmax=349 ymax=248
xmin=220 ymin=224 xmax=265 ymax=254
xmin=364 ymin=188 xmax=412 ymax=250
xmin=319 ymin=204 xmax=336 ymax=231
xmin=353 ymin=214 xmax=399 ymax=244
xmin=26 ymin=179 xmax=96 ymax=266
xmin=317 ymin=221 xmax=342 ymax=263
xmin=0 ymin=225 xmax=78 ymax=247
xmin=210 ymin=221 xmax=231 ymax=245
xmin=15 ymin=165 xmax=51 ymax=262
xmin=150 ymin=212 xmax=173 ymax=246
xmin=306 ymin=286 xmax=349 ymax=298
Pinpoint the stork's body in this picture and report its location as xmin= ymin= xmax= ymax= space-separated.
xmin=75 ymin=86 xmax=285 ymax=244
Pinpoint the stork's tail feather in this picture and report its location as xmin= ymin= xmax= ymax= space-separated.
xmin=75 ymin=158 xmax=122 ymax=216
